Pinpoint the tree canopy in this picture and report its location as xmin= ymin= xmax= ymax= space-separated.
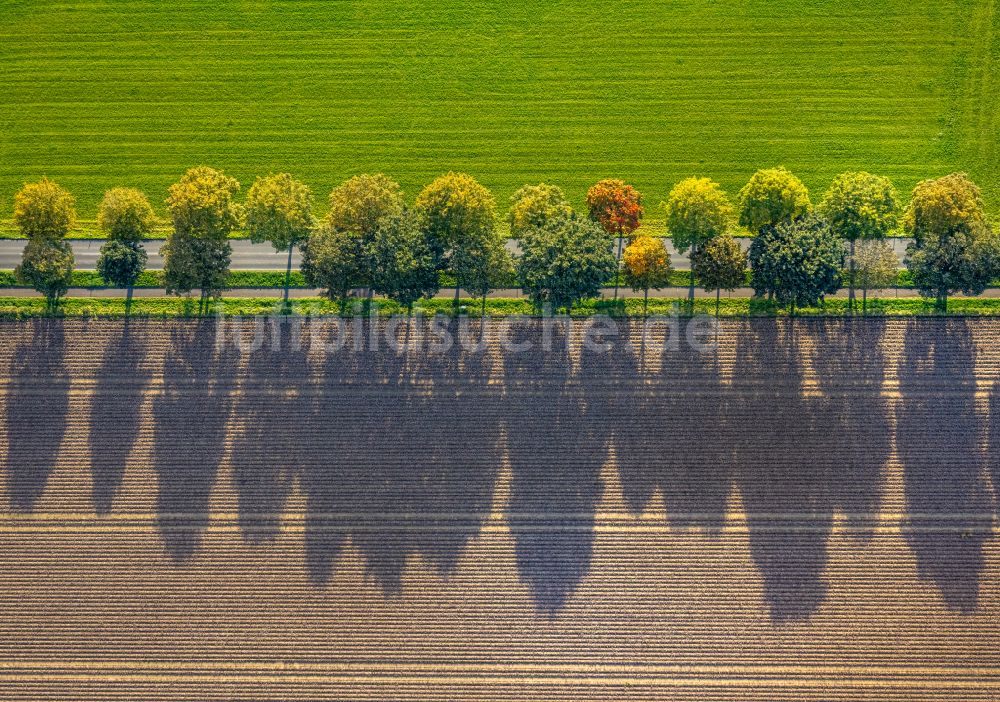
xmin=693 ymin=234 xmax=748 ymax=293
xmin=508 ymin=183 xmax=573 ymax=238
xmin=518 ymin=212 xmax=617 ymax=313
xmin=737 ymin=167 xmax=811 ymax=232
xmin=622 ymin=235 xmax=672 ymax=313
xmin=97 ymin=188 xmax=157 ymax=243
xmin=903 ymin=174 xmax=1000 ymax=309
xmin=414 ymin=172 xmax=495 ymax=270
xmin=244 ymin=173 xmax=315 ymax=251
xmin=301 ymin=223 xmax=365 ymax=307
xmin=749 ymin=214 xmax=844 ymax=309
xmin=585 ymin=179 xmax=643 ymax=238
xmin=663 ymin=177 xmax=734 ymax=253
xmin=162 ymin=166 xmax=240 ymax=307
xmin=369 ymin=210 xmax=441 ymax=312
xmin=14 ymin=178 xmax=76 ymax=241
xmin=16 ymin=238 xmax=74 ymax=311
xmin=819 ymin=171 xmax=898 ymax=243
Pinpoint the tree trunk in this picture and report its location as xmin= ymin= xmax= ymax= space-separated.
xmin=643 ymin=287 xmax=649 ymax=317
xmin=283 ymin=240 xmax=294 ymax=313
xmin=481 ymin=293 xmax=487 ymax=320
xmin=613 ymin=233 xmax=623 ymax=301
xmin=126 ymin=285 xmax=134 ymax=319
xmin=716 ymin=288 xmax=721 ymax=319
xmin=862 ymin=286 xmax=867 ymax=315
xmin=848 ymin=238 xmax=856 ymax=313
xmin=688 ymin=250 xmax=696 ymax=312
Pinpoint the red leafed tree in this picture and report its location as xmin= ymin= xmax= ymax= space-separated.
xmin=586 ymin=179 xmax=644 ymax=300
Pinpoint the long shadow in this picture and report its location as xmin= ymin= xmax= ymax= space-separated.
xmin=88 ymin=321 xmax=151 ymax=515
xmin=4 ymin=320 xmax=69 ymax=512
xmin=897 ymin=319 xmax=991 ymax=613
xmin=605 ymin=319 xmax=732 ymax=530
xmin=807 ymin=318 xmax=890 ymax=537
xmin=230 ymin=319 xmax=310 ymax=543
xmin=304 ymin=317 xmax=502 ymax=593
xmin=152 ymin=320 xmax=238 ymax=561
xmin=730 ymin=319 xmax=833 ymax=622
xmin=505 ymin=319 xmax=605 ymax=614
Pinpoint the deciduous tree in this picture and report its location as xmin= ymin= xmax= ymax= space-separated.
xmin=369 ymin=210 xmax=440 ymax=314
xmin=327 ymin=173 xmax=405 ymax=297
xmin=415 ymin=172 xmax=496 ymax=309
xmin=622 ymin=235 xmax=672 ymax=315
xmin=737 ymin=167 xmax=811 ymax=233
xmin=586 ymin=179 xmax=643 ymax=300
xmin=14 ymin=178 xmax=76 ymax=241
xmin=692 ymin=234 xmax=748 ymax=317
xmin=13 ymin=179 xmax=76 ymax=310
xmin=518 ymin=212 xmax=617 ymax=313
xmin=819 ymin=172 xmax=898 ymax=310
xmin=16 ymin=238 xmax=74 ymax=312
xmin=749 ymin=214 xmax=843 ymax=313
xmin=664 ymin=177 xmax=734 ymax=309
xmin=903 ymin=173 xmax=1000 ymax=311
xmin=244 ymin=173 xmax=315 ymax=310
xmin=452 ymin=226 xmax=514 ymax=318
xmin=161 ymin=166 xmax=240 ymax=313
xmin=301 ymin=224 xmax=363 ymax=310
xmin=853 ymin=239 xmax=899 ymax=314
xmin=508 ymin=183 xmax=573 ymax=238
xmin=96 ymin=187 xmax=155 ymax=315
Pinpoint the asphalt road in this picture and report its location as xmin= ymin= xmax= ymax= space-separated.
xmin=0 ymin=237 xmax=914 ymax=271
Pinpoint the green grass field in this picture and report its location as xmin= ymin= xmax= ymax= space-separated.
xmin=0 ymin=0 xmax=997 ymax=219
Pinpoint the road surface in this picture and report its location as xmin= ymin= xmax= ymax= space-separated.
xmin=0 ymin=237 xmax=915 ymax=271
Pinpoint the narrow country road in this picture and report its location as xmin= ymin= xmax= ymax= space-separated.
xmin=0 ymin=237 xmax=915 ymax=271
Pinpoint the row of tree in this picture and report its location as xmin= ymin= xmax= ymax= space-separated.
xmin=11 ymin=167 xmax=999 ymax=314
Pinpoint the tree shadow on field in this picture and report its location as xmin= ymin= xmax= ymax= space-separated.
xmin=806 ymin=317 xmax=890 ymax=538
xmin=3 ymin=320 xmax=69 ymax=512
xmin=598 ymin=318 xmax=732 ymax=530
xmin=153 ymin=321 xmax=238 ymax=562
xmin=730 ymin=319 xmax=834 ymax=623
xmin=88 ymin=321 xmax=151 ymax=515
xmin=304 ymin=317 xmax=502 ymax=593
xmin=504 ymin=318 xmax=605 ymax=615
xmin=230 ymin=318 xmax=311 ymax=543
xmin=897 ymin=319 xmax=991 ymax=613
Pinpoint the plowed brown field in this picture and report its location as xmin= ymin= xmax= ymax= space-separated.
xmin=0 ymin=317 xmax=998 ymax=701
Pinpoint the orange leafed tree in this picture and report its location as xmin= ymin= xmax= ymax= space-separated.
xmin=586 ymin=179 xmax=644 ymax=300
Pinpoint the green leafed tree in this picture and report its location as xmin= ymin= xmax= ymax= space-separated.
xmin=692 ymin=234 xmax=748 ymax=317
xmin=327 ymin=173 xmax=405 ymax=298
xmin=300 ymin=223 xmax=364 ymax=310
xmin=244 ymin=173 xmax=315 ymax=310
xmin=415 ymin=172 xmax=496 ymax=309
xmin=14 ymin=178 xmax=76 ymax=241
xmin=663 ymin=177 xmax=734 ymax=309
xmin=903 ymin=173 xmax=1000 ymax=311
xmin=508 ymin=183 xmax=573 ymax=238
xmin=369 ymin=210 xmax=441 ymax=314
xmin=622 ymin=235 xmax=672 ymax=315
xmin=518 ymin=212 xmax=617 ymax=314
xmin=749 ymin=214 xmax=844 ymax=313
xmin=737 ymin=166 xmax=811 ymax=233
xmin=97 ymin=241 xmax=148 ymax=316
xmin=16 ymin=238 xmax=74 ymax=312
xmin=452 ymin=226 xmax=514 ymax=317
xmin=819 ymin=172 xmax=898 ymax=311
xmin=96 ymin=187 xmax=155 ymax=315
xmin=161 ymin=166 xmax=240 ymax=314
xmin=13 ymin=179 xmax=76 ymax=310
xmin=853 ymin=239 xmax=899 ymax=314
